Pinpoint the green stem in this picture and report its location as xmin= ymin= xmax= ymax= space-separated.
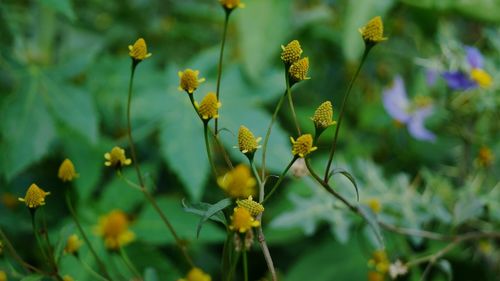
xmin=227 ymin=249 xmax=241 ymax=281
xmin=263 ymin=157 xmax=298 ymax=204
xmin=249 ymin=160 xmax=264 ymax=201
xmin=65 ymin=192 xmax=112 ymax=279
xmin=285 ymin=67 xmax=301 ymax=135
xmin=119 ymin=246 xmax=142 ymax=279
xmin=0 ymin=227 xmax=42 ymax=273
xmin=126 ymin=60 xmax=194 ymax=268
xmin=204 ymin=123 xmax=219 ymax=178
xmin=260 ymin=90 xmax=287 ymax=180
xmin=215 ymin=11 xmax=230 ymax=134
xmin=323 ymin=47 xmax=371 ymax=181
xmin=30 ymin=212 xmax=50 ymax=267
xmin=77 ymin=256 xmax=110 ymax=281
xmin=243 ymin=246 xmax=248 ymax=281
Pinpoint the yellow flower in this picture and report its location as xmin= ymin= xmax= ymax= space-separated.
xmin=311 ymin=101 xmax=336 ymax=130
xmin=178 ymin=69 xmax=206 ymax=94
xmin=236 ymin=196 xmax=264 ymax=217
xmin=0 ymin=271 xmax=6 ymax=281
xmin=128 ymin=38 xmax=152 ymax=61
xmin=217 ymin=164 xmax=257 ymax=199
xmin=104 ymin=146 xmax=132 ymax=169
xmin=1 ymin=193 xmax=18 ymax=209
xmin=58 ymin=158 xmax=79 ymax=182
xmin=196 ymin=92 xmax=221 ymax=120
xmin=290 ymin=134 xmax=317 ymax=158
xmin=18 ymin=183 xmax=50 ymax=209
xmin=178 ymin=267 xmax=212 ymax=281
xmin=95 ymin=210 xmax=135 ymax=250
xmin=366 ymin=198 xmax=382 ymax=214
xmin=64 ymin=234 xmax=83 ymax=255
xmin=289 ymin=57 xmax=310 ymax=83
xmin=229 ymin=207 xmax=260 ymax=233
xmin=477 ymin=146 xmax=494 ymax=167
xmin=281 ymin=40 xmax=303 ymax=65
xmin=62 ymin=275 xmax=74 ymax=281
xmin=359 ymin=16 xmax=387 ymax=45
xmin=368 ymin=271 xmax=384 ymax=281
xmin=470 ymin=68 xmax=492 ymax=88
xmin=237 ymin=126 xmax=261 ymax=155
xmin=219 ymin=0 xmax=245 ymax=11
xmin=368 ymin=250 xmax=390 ymax=274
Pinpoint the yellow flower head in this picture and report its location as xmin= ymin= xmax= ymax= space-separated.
xmin=237 ymin=126 xmax=262 ymax=155
xmin=63 ymin=275 xmax=74 ymax=281
xmin=95 ymin=210 xmax=135 ymax=250
xmin=368 ymin=271 xmax=385 ymax=281
xmin=470 ymin=68 xmax=492 ymax=88
xmin=229 ymin=207 xmax=260 ymax=233
xmin=217 ymin=164 xmax=257 ymax=199
xmin=178 ymin=69 xmax=206 ymax=94
xmin=366 ymin=198 xmax=382 ymax=214
xmin=368 ymin=250 xmax=390 ymax=274
xmin=178 ymin=267 xmax=212 ymax=281
xmin=0 ymin=271 xmax=6 ymax=281
xmin=477 ymin=146 xmax=494 ymax=167
xmin=311 ymin=101 xmax=336 ymax=130
xmin=290 ymin=134 xmax=317 ymax=158
xmin=64 ymin=234 xmax=83 ymax=255
xmin=104 ymin=146 xmax=132 ymax=169
xmin=219 ymin=0 xmax=245 ymax=11
xmin=18 ymin=183 xmax=50 ymax=209
xmin=281 ymin=40 xmax=303 ymax=65
xmin=196 ymin=92 xmax=221 ymax=120
xmin=236 ymin=196 xmax=264 ymax=217
xmin=58 ymin=158 xmax=79 ymax=182
xmin=128 ymin=38 xmax=152 ymax=61
xmin=289 ymin=57 xmax=310 ymax=83
xmin=359 ymin=16 xmax=387 ymax=45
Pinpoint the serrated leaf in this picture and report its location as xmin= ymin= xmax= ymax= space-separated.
xmin=358 ymin=204 xmax=384 ymax=248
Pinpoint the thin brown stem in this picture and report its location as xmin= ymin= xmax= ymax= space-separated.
xmin=0 ymin=227 xmax=42 ymax=273
xmin=215 ymin=11 xmax=230 ymax=134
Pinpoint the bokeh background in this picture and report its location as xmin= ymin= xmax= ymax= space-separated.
xmin=1 ymin=0 xmax=499 ymax=280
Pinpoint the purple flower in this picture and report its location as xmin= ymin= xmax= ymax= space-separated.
xmin=382 ymin=76 xmax=436 ymax=142
xmin=442 ymin=46 xmax=486 ymax=90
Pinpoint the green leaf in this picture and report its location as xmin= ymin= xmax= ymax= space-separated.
xmin=144 ymin=268 xmax=159 ymax=281
xmin=40 ymin=0 xmax=76 ymax=21
xmin=437 ymin=259 xmax=453 ymax=281
xmin=358 ymin=204 xmax=384 ymax=248
xmin=132 ymin=196 xmax=226 ymax=245
xmin=236 ymin=0 xmax=291 ymax=80
xmin=20 ymin=275 xmax=45 ymax=281
xmin=341 ymin=0 xmax=394 ymax=62
xmin=182 ymin=198 xmax=231 ymax=236
xmin=0 ymin=83 xmax=56 ymax=181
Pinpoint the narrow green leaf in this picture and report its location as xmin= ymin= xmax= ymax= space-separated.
xmin=20 ymin=275 xmax=45 ymax=281
xmin=182 ymin=198 xmax=232 ymax=238
xmin=330 ymin=168 xmax=359 ymax=201
xmin=40 ymin=0 xmax=76 ymax=21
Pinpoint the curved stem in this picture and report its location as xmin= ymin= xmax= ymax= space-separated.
xmin=204 ymin=123 xmax=219 ymax=178
xmin=285 ymin=70 xmax=301 ymax=135
xmin=65 ymin=192 xmax=111 ymax=279
xmin=260 ymin=91 xmax=287 ymax=180
xmin=262 ymin=157 xmax=298 ymax=204
xmin=77 ymin=256 xmax=110 ymax=281
xmin=323 ymin=47 xmax=371 ymax=181
xmin=119 ymin=246 xmax=142 ymax=279
xmin=215 ymin=11 xmax=230 ymax=134
xmin=0 ymin=227 xmax=42 ymax=273
xmin=126 ymin=61 xmax=194 ymax=268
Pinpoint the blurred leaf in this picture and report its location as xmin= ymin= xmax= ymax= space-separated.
xmin=144 ymin=268 xmax=159 ymax=281
xmin=358 ymin=204 xmax=384 ymax=248
xmin=40 ymin=0 xmax=76 ymax=21
xmin=20 ymin=275 xmax=45 ymax=281
xmin=236 ymin=0 xmax=291 ymax=80
xmin=342 ymin=0 xmax=394 ymax=62
xmin=453 ymin=196 xmax=484 ymax=225
xmin=0 ymin=81 xmax=56 ymax=180
xmin=437 ymin=259 xmax=453 ymax=281
xmin=132 ymin=196 xmax=226 ymax=245
xmin=330 ymin=168 xmax=359 ymax=201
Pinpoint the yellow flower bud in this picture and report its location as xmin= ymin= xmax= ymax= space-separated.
xmin=64 ymin=234 xmax=83 ymax=255
xmin=281 ymin=40 xmax=303 ymax=65
xmin=178 ymin=69 xmax=205 ymax=94
xmin=311 ymin=101 xmax=336 ymax=130
xmin=128 ymin=38 xmax=152 ymax=61
xmin=290 ymin=134 xmax=317 ymax=158
xmin=217 ymin=164 xmax=257 ymax=199
xmin=470 ymin=68 xmax=492 ymax=88
xmin=229 ymin=207 xmax=260 ymax=233
xmin=236 ymin=196 xmax=264 ymax=217
xmin=104 ymin=146 xmax=132 ymax=169
xmin=359 ymin=16 xmax=387 ymax=45
xmin=58 ymin=158 xmax=79 ymax=182
xmin=289 ymin=57 xmax=310 ymax=83
xmin=196 ymin=92 xmax=221 ymax=120
xmin=177 ymin=267 xmax=212 ymax=281
xmin=219 ymin=0 xmax=245 ymax=11
xmin=237 ymin=126 xmax=261 ymax=155
xmin=18 ymin=183 xmax=51 ymax=209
